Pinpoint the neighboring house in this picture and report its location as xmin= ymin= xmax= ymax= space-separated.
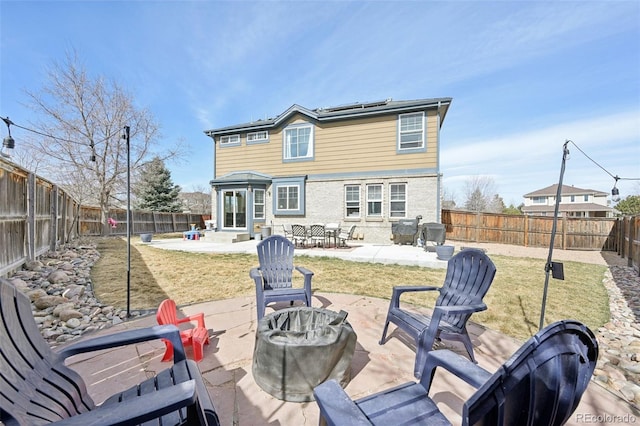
xmin=522 ymin=184 xmax=616 ymax=218
xmin=203 ymin=97 xmax=452 ymax=243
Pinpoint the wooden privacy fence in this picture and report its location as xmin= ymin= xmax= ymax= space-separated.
xmin=0 ymin=159 xmax=205 ymax=276
xmin=442 ymin=210 xmax=639 ymax=271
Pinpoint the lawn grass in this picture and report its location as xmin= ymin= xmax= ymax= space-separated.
xmin=90 ymin=237 xmax=610 ymax=341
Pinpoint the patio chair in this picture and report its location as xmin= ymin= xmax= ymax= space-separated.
xmin=309 ymin=223 xmax=326 ymax=247
xmin=291 ymin=224 xmax=309 ymax=248
xmin=250 ymin=235 xmax=314 ymax=320
xmin=0 ymin=278 xmax=220 ymax=425
xmin=157 ymin=298 xmax=210 ymax=362
xmin=337 ymin=224 xmax=356 ymax=247
xmin=282 ymin=223 xmax=294 ymax=240
xmin=380 ymin=248 xmax=496 ymax=377
xmin=315 ymin=319 xmax=598 ymax=426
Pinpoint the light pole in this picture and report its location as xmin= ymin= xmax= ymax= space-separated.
xmin=123 ymin=125 xmax=131 ymax=317
xmin=539 ymin=140 xmax=570 ymax=331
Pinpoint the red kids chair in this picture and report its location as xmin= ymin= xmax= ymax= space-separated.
xmin=156 ymin=299 xmax=210 ymax=362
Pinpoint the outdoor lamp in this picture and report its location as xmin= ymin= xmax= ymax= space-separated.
xmin=1 ymin=117 xmax=15 ymax=158
xmin=611 ymin=176 xmax=621 ymax=202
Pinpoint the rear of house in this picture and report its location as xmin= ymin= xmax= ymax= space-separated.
xmin=204 ymin=98 xmax=452 ymax=244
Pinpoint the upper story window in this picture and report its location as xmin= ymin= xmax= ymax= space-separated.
xmin=389 ymin=183 xmax=406 ymax=218
xmin=532 ymin=196 xmax=546 ymax=204
xmin=366 ymin=184 xmax=383 ymax=217
xmin=583 ymin=195 xmax=589 ymax=202
xmin=247 ymin=131 xmax=269 ymax=144
xmin=283 ymin=124 xmax=314 ymax=161
xmin=398 ymin=112 xmax=425 ymax=151
xmin=254 ymin=189 xmax=265 ymax=219
xmin=345 ymin=185 xmax=361 ymax=218
xmin=220 ymin=134 xmax=240 ymax=147
xmin=570 ymin=195 xmax=576 ymax=202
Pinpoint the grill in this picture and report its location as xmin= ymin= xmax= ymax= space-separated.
xmin=420 ymin=222 xmax=446 ymax=252
xmin=391 ymin=215 xmax=422 ymax=245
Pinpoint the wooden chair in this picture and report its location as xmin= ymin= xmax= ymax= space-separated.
xmin=0 ymin=278 xmax=220 ymax=425
xmin=380 ymin=248 xmax=496 ymax=377
xmin=249 ymin=235 xmax=314 ymax=320
xmin=157 ymin=299 xmax=210 ymax=362
xmin=316 ymin=320 xmax=598 ymax=426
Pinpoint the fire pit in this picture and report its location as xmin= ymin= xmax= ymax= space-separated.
xmin=252 ymin=307 xmax=357 ymax=402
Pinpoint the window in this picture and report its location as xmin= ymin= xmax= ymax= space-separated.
xmin=389 ymin=183 xmax=406 ymax=218
xmin=254 ymin=189 xmax=265 ymax=219
xmin=583 ymin=195 xmax=589 ymax=202
xmin=272 ymin=176 xmax=306 ymax=216
xmin=220 ymin=134 xmax=240 ymax=146
xmin=284 ymin=124 xmax=313 ymax=160
xmin=532 ymin=196 xmax=546 ymax=204
xmin=247 ymin=131 xmax=269 ymax=144
xmin=277 ymin=185 xmax=299 ymax=211
xmin=366 ymin=184 xmax=383 ymax=217
xmin=570 ymin=195 xmax=576 ymax=202
xmin=398 ymin=112 xmax=424 ymax=151
xmin=345 ymin=185 xmax=361 ymax=217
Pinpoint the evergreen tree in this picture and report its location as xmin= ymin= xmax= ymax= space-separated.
xmin=614 ymin=195 xmax=640 ymax=216
xmin=134 ymin=157 xmax=183 ymax=212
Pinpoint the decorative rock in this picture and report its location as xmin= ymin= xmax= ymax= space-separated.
xmin=24 ymin=260 xmax=44 ymax=271
xmin=47 ymin=270 xmax=70 ymax=284
xmin=58 ymin=309 xmax=83 ymax=322
xmin=65 ymin=318 xmax=82 ymax=329
xmin=34 ymin=295 xmax=68 ymax=310
xmin=27 ymin=289 xmax=48 ymax=301
xmin=62 ymin=284 xmax=85 ymax=299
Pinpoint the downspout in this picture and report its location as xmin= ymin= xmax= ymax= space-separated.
xmin=436 ymin=101 xmax=442 ymax=223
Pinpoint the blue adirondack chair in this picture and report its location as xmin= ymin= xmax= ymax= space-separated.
xmin=0 ymin=278 xmax=220 ymax=425
xmin=380 ymin=248 xmax=497 ymax=377
xmin=315 ymin=319 xmax=598 ymax=426
xmin=250 ymin=234 xmax=314 ymax=320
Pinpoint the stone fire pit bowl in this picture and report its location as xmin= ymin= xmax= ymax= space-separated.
xmin=252 ymin=307 xmax=357 ymax=402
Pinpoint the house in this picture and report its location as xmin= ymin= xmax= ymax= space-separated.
xmin=203 ymin=97 xmax=452 ymax=243
xmin=522 ymin=184 xmax=616 ymax=218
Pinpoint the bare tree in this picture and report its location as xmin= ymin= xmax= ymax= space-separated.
xmin=179 ymin=184 xmax=212 ymax=214
xmin=463 ymin=176 xmax=499 ymax=213
xmin=22 ymin=51 xmax=181 ymax=234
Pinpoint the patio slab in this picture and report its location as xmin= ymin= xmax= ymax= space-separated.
xmin=63 ymin=292 xmax=638 ymax=425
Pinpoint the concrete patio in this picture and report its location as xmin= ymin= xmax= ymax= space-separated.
xmin=65 ymin=291 xmax=637 ymax=425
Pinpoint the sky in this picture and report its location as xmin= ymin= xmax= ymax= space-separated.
xmin=1 ymin=0 xmax=639 ymax=207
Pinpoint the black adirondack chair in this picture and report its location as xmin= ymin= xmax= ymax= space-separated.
xmin=315 ymin=320 xmax=598 ymax=426
xmin=250 ymin=234 xmax=314 ymax=321
xmin=380 ymin=248 xmax=497 ymax=377
xmin=0 ymin=278 xmax=219 ymax=426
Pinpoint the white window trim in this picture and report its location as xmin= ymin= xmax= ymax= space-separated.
xmin=283 ymin=123 xmax=314 ymax=161
xmin=345 ymin=185 xmax=361 ymax=218
xmin=220 ymin=134 xmax=240 ymax=146
xmin=277 ymin=185 xmax=300 ymax=211
xmin=389 ymin=183 xmax=407 ymax=218
xmin=366 ymin=184 xmax=383 ymax=217
xmin=247 ymin=131 xmax=269 ymax=144
xmin=398 ymin=112 xmax=425 ymax=151
xmin=254 ymin=188 xmax=265 ymax=219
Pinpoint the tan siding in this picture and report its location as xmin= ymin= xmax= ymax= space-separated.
xmin=215 ymin=110 xmax=440 ymax=177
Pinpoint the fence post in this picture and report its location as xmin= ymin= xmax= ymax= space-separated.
xmin=629 ymin=216 xmax=636 ymax=269
xmin=26 ymin=173 xmax=36 ymax=261
xmin=50 ymin=185 xmax=59 ymax=252
xmin=523 ymin=215 xmax=529 ymax=247
xmin=561 ymin=215 xmax=567 ymax=250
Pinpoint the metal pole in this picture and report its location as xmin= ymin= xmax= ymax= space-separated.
xmin=539 ymin=140 xmax=570 ymax=330
xmin=124 ymin=125 xmax=131 ymax=318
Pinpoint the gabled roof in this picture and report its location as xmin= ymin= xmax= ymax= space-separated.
xmin=204 ymin=97 xmax=452 ymax=136
xmin=523 ymin=184 xmax=607 ymax=198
